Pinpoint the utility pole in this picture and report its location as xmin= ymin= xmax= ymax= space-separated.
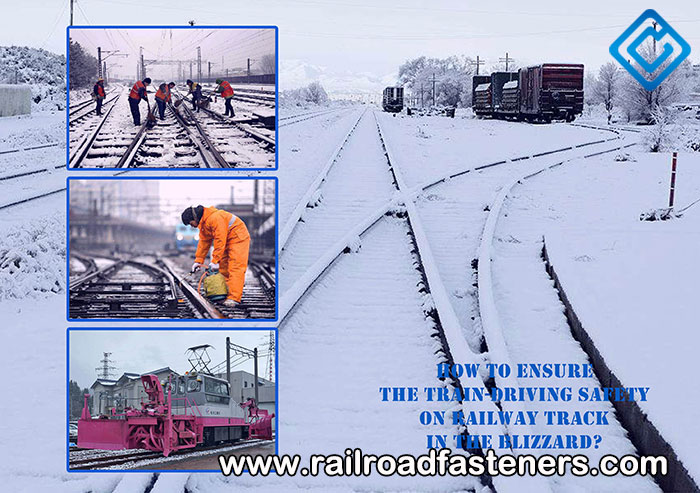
xmin=208 ymin=61 xmax=211 ymax=79
xmin=652 ymin=21 xmax=658 ymax=54
xmin=70 ymin=0 xmax=74 ymax=26
xmin=197 ymin=46 xmax=202 ymax=81
xmin=253 ymin=347 xmax=259 ymax=405
xmin=267 ymin=331 xmax=275 ymax=381
xmin=472 ymin=55 xmax=485 ymax=75
xmin=499 ymin=52 xmax=514 ymax=71
xmin=139 ymin=46 xmax=145 ymax=79
xmin=103 ymin=62 xmax=107 ymax=81
xmin=97 ymin=47 xmax=102 ymax=78
xmin=96 ymin=352 xmax=116 ymax=380
xmin=189 ymin=62 xmax=192 ymax=80
xmin=226 ymin=336 xmax=231 ymax=384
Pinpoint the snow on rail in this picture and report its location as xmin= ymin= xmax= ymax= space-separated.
xmin=279 ymin=108 xmax=367 ymax=249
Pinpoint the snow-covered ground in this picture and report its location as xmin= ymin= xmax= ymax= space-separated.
xmin=4 ymin=97 xmax=700 ymax=491
xmin=494 ymin=150 xmax=700 ymax=485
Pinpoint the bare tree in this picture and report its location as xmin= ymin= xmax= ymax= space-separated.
xmin=259 ymin=53 xmax=276 ymax=75
xmin=592 ymin=62 xmax=620 ymax=124
xmin=618 ymin=41 xmax=690 ymax=122
xmin=305 ymin=81 xmax=329 ymax=104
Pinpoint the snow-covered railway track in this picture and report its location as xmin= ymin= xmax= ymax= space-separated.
xmin=69 ymin=254 xmax=275 ymax=319
xmin=70 ymin=92 xmax=274 ymax=168
xmin=277 ymin=114 xmax=651 ymax=490
xmin=278 ymin=107 xmax=346 ymax=128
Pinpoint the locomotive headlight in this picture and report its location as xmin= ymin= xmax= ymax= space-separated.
xmin=176 ymin=234 xmax=184 ymax=241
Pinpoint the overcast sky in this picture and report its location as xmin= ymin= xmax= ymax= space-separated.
xmin=5 ymin=0 xmax=699 ymax=82
xmin=69 ymin=28 xmax=274 ymax=80
xmin=69 ymin=329 xmax=274 ymax=389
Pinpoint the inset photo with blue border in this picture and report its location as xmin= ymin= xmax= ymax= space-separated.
xmin=67 ymin=328 xmax=278 ymax=472
xmin=67 ymin=26 xmax=277 ymax=170
xmin=67 ymin=176 xmax=277 ymax=321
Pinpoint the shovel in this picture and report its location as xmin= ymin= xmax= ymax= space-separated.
xmin=145 ymin=100 xmax=157 ymax=128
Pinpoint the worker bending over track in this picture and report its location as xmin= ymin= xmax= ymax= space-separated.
xmin=155 ymin=82 xmax=175 ymax=120
xmin=182 ymin=205 xmax=250 ymax=307
xmin=128 ymin=77 xmax=151 ymax=125
xmin=186 ymin=79 xmax=202 ymax=112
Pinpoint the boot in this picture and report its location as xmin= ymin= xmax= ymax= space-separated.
xmin=223 ymin=298 xmax=239 ymax=308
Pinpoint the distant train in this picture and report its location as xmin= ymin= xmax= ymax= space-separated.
xmin=473 ymin=64 xmax=584 ymax=122
xmin=78 ymin=373 xmax=274 ymax=457
xmin=383 ymin=87 xmax=404 ymax=113
xmin=175 ymin=224 xmax=199 ymax=251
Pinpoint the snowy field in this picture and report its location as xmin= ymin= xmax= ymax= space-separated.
xmin=3 ymin=100 xmax=700 ymax=491
xmin=497 ymin=151 xmax=700 ymax=485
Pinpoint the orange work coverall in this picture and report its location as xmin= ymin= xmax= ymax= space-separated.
xmin=194 ymin=206 xmax=250 ymax=302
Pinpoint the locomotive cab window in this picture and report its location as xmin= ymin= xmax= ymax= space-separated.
xmin=187 ymin=378 xmax=201 ymax=393
xmin=204 ymin=377 xmax=230 ymax=404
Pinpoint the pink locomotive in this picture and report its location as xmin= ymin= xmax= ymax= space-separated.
xmin=78 ymin=372 xmax=274 ymax=457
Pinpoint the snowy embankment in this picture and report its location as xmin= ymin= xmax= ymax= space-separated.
xmin=492 ymin=148 xmax=700 ymax=488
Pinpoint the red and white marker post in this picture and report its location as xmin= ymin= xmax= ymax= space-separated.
xmin=669 ymin=152 xmax=678 ymax=208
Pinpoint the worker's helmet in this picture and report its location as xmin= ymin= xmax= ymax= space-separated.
xmin=186 ymin=79 xmax=193 ymax=85
xmin=97 ymin=77 xmax=104 ymax=82
xmin=168 ymin=81 xmax=176 ymax=87
xmin=215 ymin=78 xmax=223 ymax=84
xmin=143 ymin=77 xmax=152 ymax=84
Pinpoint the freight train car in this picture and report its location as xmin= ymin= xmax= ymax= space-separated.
xmin=382 ymin=87 xmax=404 ymax=113
xmin=471 ymin=75 xmax=490 ymax=108
xmin=78 ymin=373 xmax=274 ymax=457
xmin=519 ymin=64 xmax=584 ymax=122
xmin=473 ymin=83 xmax=492 ymax=116
xmin=472 ymin=63 xmax=584 ymax=122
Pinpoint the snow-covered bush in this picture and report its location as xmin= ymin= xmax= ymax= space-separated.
xmin=0 ymin=45 xmax=66 ymax=112
xmin=0 ymin=213 xmax=65 ymax=299
xmin=280 ymin=81 xmax=330 ymax=107
xmin=642 ymin=105 xmax=677 ymax=152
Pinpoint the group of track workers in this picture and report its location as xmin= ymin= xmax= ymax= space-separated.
xmin=91 ymin=77 xmax=250 ymax=309
xmin=92 ymin=77 xmax=237 ymax=126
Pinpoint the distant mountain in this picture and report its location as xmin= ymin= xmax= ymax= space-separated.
xmin=281 ymin=59 xmax=397 ymax=99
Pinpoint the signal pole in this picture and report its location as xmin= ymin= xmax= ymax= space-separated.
xmin=472 ymin=55 xmax=485 ymax=75
xmin=139 ymin=46 xmax=145 ymax=78
xmin=499 ymin=52 xmax=514 ymax=71
xmin=197 ymin=46 xmax=202 ymax=80
xmin=97 ymin=47 xmax=102 ymax=78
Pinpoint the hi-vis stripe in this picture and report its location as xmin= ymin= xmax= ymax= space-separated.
xmin=228 ymin=214 xmax=238 ymax=229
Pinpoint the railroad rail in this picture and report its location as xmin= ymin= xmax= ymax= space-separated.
xmin=276 ymin=111 xmax=644 ymax=490
xmin=69 ymin=254 xmax=276 ymax=319
xmin=69 ymin=90 xmax=274 ymax=168
xmin=278 ymin=107 xmax=346 ymax=128
xmin=69 ymin=438 xmax=271 ymax=470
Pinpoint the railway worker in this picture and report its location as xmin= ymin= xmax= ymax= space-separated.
xmin=93 ymin=77 xmax=105 ymax=115
xmin=214 ymin=78 xmax=235 ymax=117
xmin=155 ymin=82 xmax=175 ymax=120
xmin=128 ymin=77 xmax=151 ymax=125
xmin=182 ymin=205 xmax=250 ymax=307
xmin=186 ymin=79 xmax=202 ymax=112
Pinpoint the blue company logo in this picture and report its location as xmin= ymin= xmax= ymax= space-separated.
xmin=610 ymin=9 xmax=691 ymax=91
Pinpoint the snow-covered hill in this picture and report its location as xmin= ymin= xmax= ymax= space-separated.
xmin=0 ymin=46 xmax=66 ymax=112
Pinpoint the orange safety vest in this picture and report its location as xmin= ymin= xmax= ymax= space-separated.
xmin=95 ymin=84 xmax=105 ymax=98
xmin=220 ymin=80 xmax=234 ymax=98
xmin=129 ymin=80 xmax=146 ymax=100
xmin=155 ymin=86 xmax=171 ymax=102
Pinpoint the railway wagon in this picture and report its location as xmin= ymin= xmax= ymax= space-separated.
xmin=499 ymin=80 xmax=520 ymax=117
xmin=78 ymin=373 xmax=274 ymax=457
xmin=473 ymin=83 xmax=493 ymax=116
xmin=490 ymin=72 xmax=518 ymax=112
xmin=471 ymin=75 xmax=490 ymax=108
xmin=382 ymin=87 xmax=404 ymax=113
xmin=519 ymin=64 xmax=584 ymax=122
